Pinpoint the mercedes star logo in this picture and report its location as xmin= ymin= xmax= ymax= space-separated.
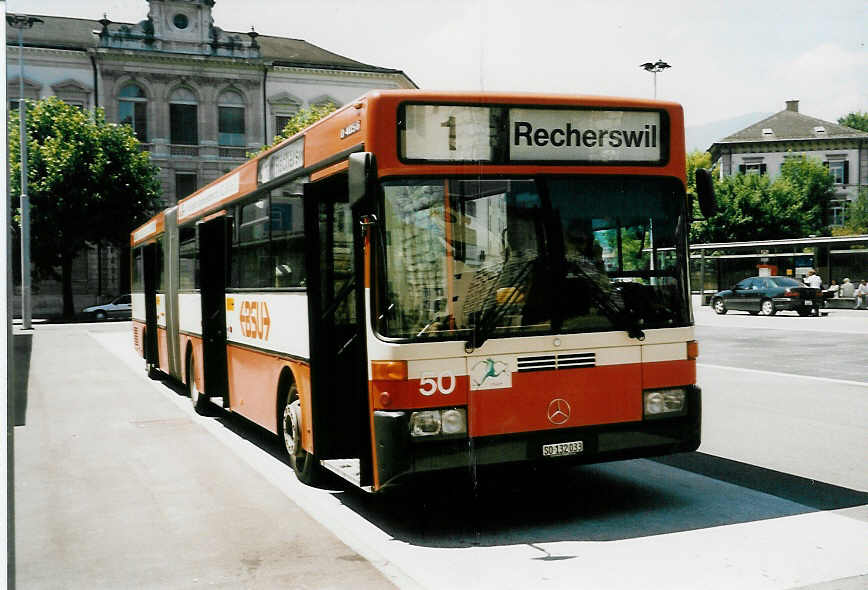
xmin=547 ymin=398 xmax=571 ymax=425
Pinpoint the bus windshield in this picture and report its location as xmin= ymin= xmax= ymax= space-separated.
xmin=377 ymin=176 xmax=689 ymax=343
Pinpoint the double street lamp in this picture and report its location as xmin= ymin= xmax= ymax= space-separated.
xmin=639 ymin=59 xmax=671 ymax=99
xmin=7 ymin=13 xmax=43 ymax=330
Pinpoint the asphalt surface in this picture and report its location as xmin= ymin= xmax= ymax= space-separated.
xmin=11 ymin=311 xmax=868 ymax=589
xmin=693 ymin=304 xmax=868 ymax=383
xmin=12 ymin=322 xmax=396 ymax=590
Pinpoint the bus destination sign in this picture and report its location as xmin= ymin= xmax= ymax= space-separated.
xmin=259 ymin=137 xmax=305 ymax=185
xmin=400 ymin=103 xmax=665 ymax=165
xmin=509 ymin=108 xmax=661 ymax=162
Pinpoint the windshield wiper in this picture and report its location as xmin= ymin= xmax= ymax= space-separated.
xmin=465 ymin=255 xmax=538 ymax=352
xmin=567 ymin=257 xmax=645 ymax=341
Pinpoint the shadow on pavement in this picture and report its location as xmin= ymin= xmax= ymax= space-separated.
xmin=149 ymin=374 xmax=868 ymax=549
xmin=13 ymin=332 xmax=32 ymax=426
xmin=654 ymin=452 xmax=868 ymax=511
xmin=331 ymin=451 xmax=868 ymax=548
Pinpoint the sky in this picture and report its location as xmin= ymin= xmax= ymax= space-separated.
xmin=7 ymin=0 xmax=867 ymax=134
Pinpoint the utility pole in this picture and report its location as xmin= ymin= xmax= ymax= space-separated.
xmin=639 ymin=59 xmax=671 ymax=99
xmin=7 ymin=14 xmax=43 ymax=330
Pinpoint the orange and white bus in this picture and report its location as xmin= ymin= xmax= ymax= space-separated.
xmin=131 ymin=90 xmax=712 ymax=492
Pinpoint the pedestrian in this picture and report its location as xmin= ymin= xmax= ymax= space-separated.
xmin=824 ymin=279 xmax=839 ymax=298
xmin=856 ymin=280 xmax=868 ymax=310
xmin=803 ymin=269 xmax=823 ymax=315
xmin=840 ymin=278 xmax=855 ymax=298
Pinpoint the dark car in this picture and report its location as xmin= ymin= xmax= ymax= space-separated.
xmin=711 ymin=276 xmax=821 ymax=316
xmin=82 ymin=294 xmax=132 ymax=320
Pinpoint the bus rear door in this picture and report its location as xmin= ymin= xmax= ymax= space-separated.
xmin=197 ymin=215 xmax=231 ymax=406
xmin=142 ymin=242 xmax=159 ymax=372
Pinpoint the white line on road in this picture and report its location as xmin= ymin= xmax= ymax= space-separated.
xmin=698 ymin=363 xmax=868 ymax=387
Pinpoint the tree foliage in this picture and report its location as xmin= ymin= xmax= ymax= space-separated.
xmin=9 ymin=97 xmax=161 ymax=317
xmin=837 ymin=111 xmax=868 ymax=132
xmin=690 ymin=155 xmax=834 ymax=243
xmin=254 ymin=102 xmax=338 ymax=155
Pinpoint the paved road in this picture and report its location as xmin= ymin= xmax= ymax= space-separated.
xmin=694 ymin=303 xmax=868 ymax=383
xmin=12 ymin=318 xmax=868 ymax=589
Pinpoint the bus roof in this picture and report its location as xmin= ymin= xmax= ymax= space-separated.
xmin=134 ymin=90 xmax=686 ymax=242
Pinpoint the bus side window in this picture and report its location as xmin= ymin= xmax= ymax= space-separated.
xmin=231 ymin=197 xmax=272 ymax=289
xmin=271 ymin=194 xmax=306 ymax=288
xmin=178 ymin=225 xmax=198 ymax=290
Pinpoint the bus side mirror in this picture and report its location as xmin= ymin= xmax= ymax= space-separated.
xmin=349 ymin=151 xmax=377 ymax=209
xmin=695 ymin=168 xmax=717 ymax=219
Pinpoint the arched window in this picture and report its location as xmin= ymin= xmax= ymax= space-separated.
xmin=169 ymin=87 xmax=198 ymax=145
xmin=218 ymin=90 xmax=245 ymax=147
xmin=118 ymin=83 xmax=147 ymax=141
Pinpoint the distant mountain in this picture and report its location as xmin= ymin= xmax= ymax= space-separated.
xmin=685 ymin=112 xmax=772 ymax=153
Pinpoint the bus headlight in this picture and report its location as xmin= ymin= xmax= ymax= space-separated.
xmin=441 ymin=408 xmax=467 ymax=435
xmin=409 ymin=410 xmax=441 ymax=437
xmin=643 ymin=388 xmax=687 ymax=418
xmin=409 ymin=407 xmax=467 ymax=438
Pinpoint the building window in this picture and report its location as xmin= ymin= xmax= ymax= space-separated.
xmin=176 ymin=173 xmax=198 ymax=201
xmin=173 ymin=13 xmax=189 ymax=29
xmin=275 ymin=114 xmax=293 ymax=136
xmin=170 ymin=88 xmax=198 ymax=145
xmin=739 ymin=163 xmax=766 ymax=175
xmin=118 ymin=83 xmax=147 ymax=141
xmin=826 ymin=160 xmax=848 ymax=185
xmin=830 ymin=200 xmax=848 ymax=226
xmin=218 ymin=90 xmax=245 ymax=147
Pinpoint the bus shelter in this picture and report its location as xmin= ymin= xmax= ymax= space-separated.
xmin=690 ymin=234 xmax=868 ymax=305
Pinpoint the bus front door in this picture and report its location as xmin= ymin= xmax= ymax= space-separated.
xmin=142 ymin=242 xmax=159 ymax=371
xmin=198 ymin=215 xmax=231 ymax=406
xmin=304 ymin=177 xmax=371 ymax=486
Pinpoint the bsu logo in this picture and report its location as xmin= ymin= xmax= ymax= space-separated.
xmin=239 ymin=300 xmax=271 ymax=340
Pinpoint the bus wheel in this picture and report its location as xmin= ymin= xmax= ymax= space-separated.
xmin=187 ymin=353 xmax=209 ymax=415
xmin=281 ymin=384 xmax=318 ymax=484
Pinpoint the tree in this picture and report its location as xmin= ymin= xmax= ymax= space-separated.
xmin=690 ymin=155 xmax=833 ymax=243
xmin=837 ymin=111 xmax=868 ymax=132
xmin=254 ymin=102 xmax=338 ymax=156
xmin=9 ymin=97 xmax=161 ymax=318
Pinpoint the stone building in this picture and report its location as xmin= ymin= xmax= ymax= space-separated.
xmin=7 ymin=0 xmax=415 ymax=316
xmin=708 ymin=100 xmax=868 ymax=227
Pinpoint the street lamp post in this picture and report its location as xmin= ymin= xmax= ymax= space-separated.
xmin=7 ymin=14 xmax=42 ymax=330
xmin=639 ymin=59 xmax=671 ymax=99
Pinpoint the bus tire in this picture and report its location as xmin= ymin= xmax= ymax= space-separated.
xmin=280 ymin=383 xmax=319 ymax=485
xmin=187 ymin=351 xmax=209 ymax=415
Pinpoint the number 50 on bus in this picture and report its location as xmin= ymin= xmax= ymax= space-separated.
xmin=131 ymin=90 xmax=716 ymax=492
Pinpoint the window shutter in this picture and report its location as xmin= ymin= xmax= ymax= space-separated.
xmin=760 ymin=164 xmax=767 ymax=175
xmin=843 ymin=161 xmax=849 ymax=184
xmin=739 ymin=164 xmax=746 ymax=174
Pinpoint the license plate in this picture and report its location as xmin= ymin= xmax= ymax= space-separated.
xmin=542 ymin=440 xmax=583 ymax=457
xmin=805 ymin=300 xmax=812 ymax=306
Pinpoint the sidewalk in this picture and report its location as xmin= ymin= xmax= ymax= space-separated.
xmin=12 ymin=323 xmax=395 ymax=589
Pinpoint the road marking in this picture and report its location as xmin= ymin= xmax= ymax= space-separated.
xmin=699 ymin=363 xmax=868 ymax=387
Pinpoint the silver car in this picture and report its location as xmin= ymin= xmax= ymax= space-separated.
xmin=82 ymin=294 xmax=132 ymax=320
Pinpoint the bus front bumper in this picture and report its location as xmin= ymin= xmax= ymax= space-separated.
xmin=373 ymin=386 xmax=701 ymax=490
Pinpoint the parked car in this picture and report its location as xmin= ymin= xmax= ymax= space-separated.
xmin=82 ymin=294 xmax=132 ymax=320
xmin=711 ymin=277 xmax=821 ymax=316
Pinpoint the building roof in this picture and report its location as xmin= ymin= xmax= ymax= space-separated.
xmin=708 ymin=101 xmax=868 ymax=156
xmin=7 ymin=13 xmax=408 ymax=76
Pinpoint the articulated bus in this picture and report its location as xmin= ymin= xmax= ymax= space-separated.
xmin=131 ymin=90 xmax=710 ymax=492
